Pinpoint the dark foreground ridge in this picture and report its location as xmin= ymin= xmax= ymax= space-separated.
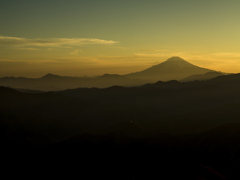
xmin=1 ymin=72 xmax=240 ymax=179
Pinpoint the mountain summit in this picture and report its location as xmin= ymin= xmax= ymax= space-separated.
xmin=166 ymin=56 xmax=186 ymax=62
xmin=41 ymin=73 xmax=61 ymax=79
xmin=126 ymin=57 xmax=213 ymax=82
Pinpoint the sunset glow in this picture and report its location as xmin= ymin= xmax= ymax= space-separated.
xmin=1 ymin=0 xmax=240 ymax=77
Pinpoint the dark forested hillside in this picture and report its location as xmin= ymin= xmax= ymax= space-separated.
xmin=1 ymin=74 xmax=240 ymax=179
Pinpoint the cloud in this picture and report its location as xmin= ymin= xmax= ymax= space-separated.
xmin=134 ymin=52 xmax=205 ymax=60
xmin=0 ymin=36 xmax=118 ymax=48
xmin=134 ymin=53 xmax=167 ymax=58
xmin=139 ymin=49 xmax=167 ymax=52
xmin=70 ymin=50 xmax=82 ymax=55
xmin=14 ymin=47 xmax=39 ymax=51
xmin=210 ymin=52 xmax=240 ymax=59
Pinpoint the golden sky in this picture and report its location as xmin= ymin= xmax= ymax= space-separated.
xmin=1 ymin=0 xmax=240 ymax=77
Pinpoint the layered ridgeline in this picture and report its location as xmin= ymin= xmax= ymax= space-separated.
xmin=0 ymin=57 xmax=224 ymax=91
xmin=1 ymin=72 xmax=240 ymax=142
xmin=1 ymin=73 xmax=240 ymax=179
xmin=0 ymin=73 xmax=147 ymax=91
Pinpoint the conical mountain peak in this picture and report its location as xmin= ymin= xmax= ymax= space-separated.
xmin=41 ymin=73 xmax=61 ymax=79
xmin=166 ymin=56 xmax=186 ymax=62
xmin=161 ymin=56 xmax=194 ymax=67
xmin=126 ymin=56 xmax=213 ymax=82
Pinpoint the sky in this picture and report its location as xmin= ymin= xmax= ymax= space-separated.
xmin=1 ymin=0 xmax=240 ymax=77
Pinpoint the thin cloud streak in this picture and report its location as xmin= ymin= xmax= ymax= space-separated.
xmin=70 ymin=50 xmax=82 ymax=55
xmin=0 ymin=36 xmax=118 ymax=48
xmin=139 ymin=49 xmax=167 ymax=52
xmin=14 ymin=47 xmax=39 ymax=51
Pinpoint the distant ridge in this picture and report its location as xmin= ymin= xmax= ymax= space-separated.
xmin=0 ymin=73 xmax=147 ymax=91
xmin=0 ymin=56 xmax=227 ymax=91
xmin=41 ymin=73 xmax=62 ymax=79
xmin=126 ymin=56 xmax=214 ymax=82
xmin=182 ymin=71 xmax=225 ymax=82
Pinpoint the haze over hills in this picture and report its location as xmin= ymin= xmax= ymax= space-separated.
xmin=0 ymin=73 xmax=147 ymax=91
xmin=0 ymin=56 xmax=225 ymax=91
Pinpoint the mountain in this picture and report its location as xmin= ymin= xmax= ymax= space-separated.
xmin=0 ymin=56 xmax=224 ymax=91
xmin=126 ymin=56 xmax=214 ymax=82
xmin=3 ymin=73 xmax=240 ymax=141
xmin=0 ymin=73 xmax=148 ymax=91
xmin=2 ymin=83 xmax=240 ymax=179
xmin=181 ymin=71 xmax=225 ymax=82
xmin=2 ymin=72 xmax=240 ymax=179
xmin=208 ymin=73 xmax=240 ymax=84
xmin=41 ymin=73 xmax=62 ymax=79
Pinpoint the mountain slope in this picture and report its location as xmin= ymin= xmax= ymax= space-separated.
xmin=181 ymin=71 xmax=225 ymax=82
xmin=126 ymin=56 xmax=213 ymax=82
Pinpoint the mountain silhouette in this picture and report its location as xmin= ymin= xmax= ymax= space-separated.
xmin=126 ymin=56 xmax=214 ymax=82
xmin=2 ymin=73 xmax=240 ymax=179
xmin=182 ymin=71 xmax=225 ymax=82
xmin=0 ymin=73 xmax=147 ymax=91
xmin=41 ymin=73 xmax=62 ymax=79
xmin=0 ymin=56 xmax=225 ymax=91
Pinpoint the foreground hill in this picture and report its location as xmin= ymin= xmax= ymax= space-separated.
xmin=1 ymin=74 xmax=240 ymax=179
xmin=1 ymin=73 xmax=240 ymax=139
xmin=47 ymin=123 xmax=240 ymax=179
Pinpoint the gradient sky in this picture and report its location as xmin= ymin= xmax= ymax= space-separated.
xmin=1 ymin=0 xmax=240 ymax=77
